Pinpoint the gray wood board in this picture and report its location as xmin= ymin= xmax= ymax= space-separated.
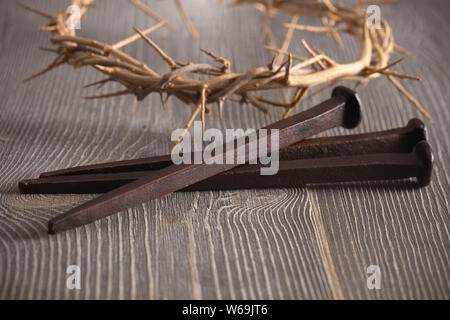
xmin=0 ymin=0 xmax=448 ymax=299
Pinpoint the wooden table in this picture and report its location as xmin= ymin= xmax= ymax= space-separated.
xmin=0 ymin=0 xmax=448 ymax=299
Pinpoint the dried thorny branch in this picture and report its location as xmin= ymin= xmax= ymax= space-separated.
xmin=22 ymin=0 xmax=432 ymax=145
xmin=235 ymin=0 xmax=430 ymax=121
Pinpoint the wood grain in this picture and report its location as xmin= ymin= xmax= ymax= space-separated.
xmin=0 ymin=0 xmax=448 ymax=299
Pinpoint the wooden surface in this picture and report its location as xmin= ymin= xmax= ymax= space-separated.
xmin=0 ymin=0 xmax=449 ymax=299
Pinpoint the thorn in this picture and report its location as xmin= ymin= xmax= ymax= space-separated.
xmin=284 ymin=54 xmax=292 ymax=84
xmin=218 ymin=100 xmax=223 ymax=119
xmin=160 ymin=92 xmax=166 ymax=109
xmin=23 ymin=56 xmax=64 ymax=82
xmin=83 ymin=78 xmax=111 ymax=89
xmin=200 ymin=86 xmax=207 ymax=133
